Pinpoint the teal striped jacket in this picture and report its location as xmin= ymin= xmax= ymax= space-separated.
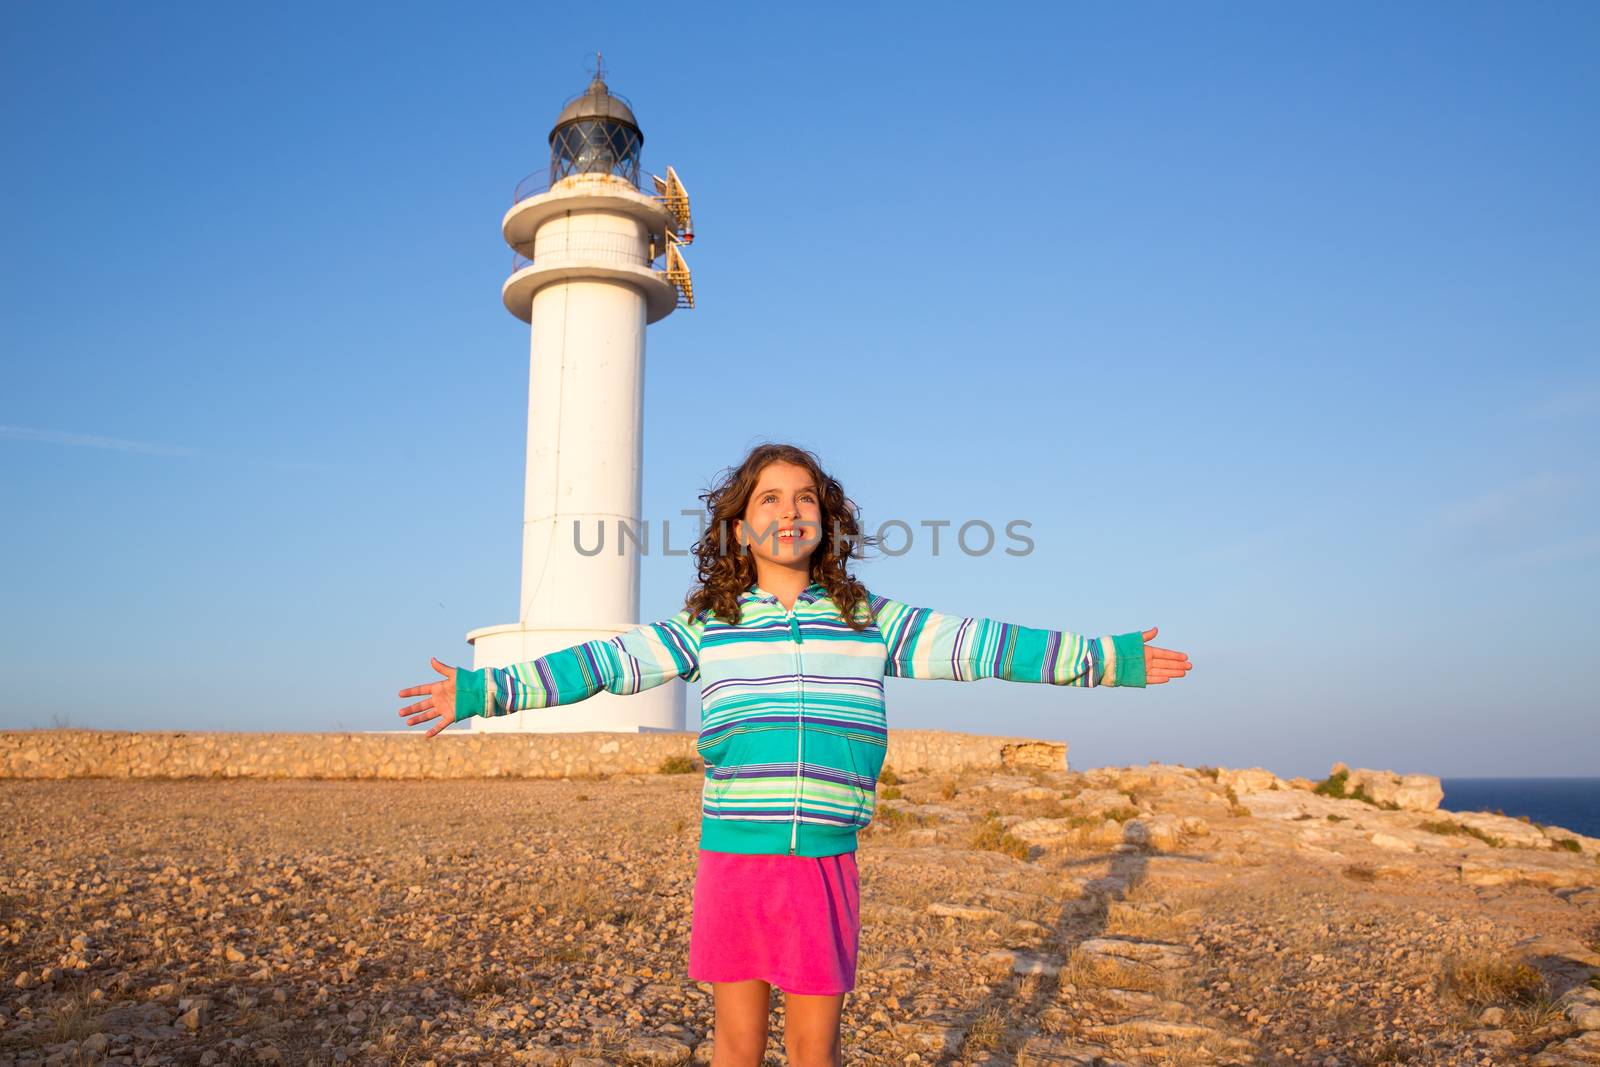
xmin=453 ymin=581 xmax=1147 ymax=857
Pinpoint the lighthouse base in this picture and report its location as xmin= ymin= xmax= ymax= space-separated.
xmin=463 ymin=622 xmax=687 ymax=733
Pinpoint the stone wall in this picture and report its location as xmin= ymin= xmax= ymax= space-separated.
xmin=0 ymin=729 xmax=1066 ymax=780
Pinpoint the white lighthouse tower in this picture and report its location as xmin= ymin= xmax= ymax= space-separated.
xmin=465 ymin=64 xmax=695 ymax=733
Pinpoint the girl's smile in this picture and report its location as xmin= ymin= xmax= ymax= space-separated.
xmin=737 ymin=461 xmax=824 ymax=565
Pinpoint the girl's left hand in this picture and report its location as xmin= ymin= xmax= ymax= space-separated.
xmin=1139 ymin=627 xmax=1192 ymax=685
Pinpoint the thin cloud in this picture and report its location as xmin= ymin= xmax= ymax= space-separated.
xmin=1515 ymin=385 xmax=1600 ymax=421
xmin=1440 ymin=472 xmax=1580 ymax=530
xmin=0 ymin=424 xmax=343 ymax=471
xmin=0 ymin=424 xmax=197 ymax=457
xmin=1504 ymin=536 xmax=1600 ymax=567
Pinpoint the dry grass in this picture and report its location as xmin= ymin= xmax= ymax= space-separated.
xmin=1103 ymin=901 xmax=1192 ymax=942
xmin=1436 ymin=950 xmax=1547 ymax=1008
xmin=873 ymin=865 xmax=970 ymax=915
xmin=956 ymin=973 xmax=1055 ymax=1059
xmin=967 ymin=815 xmax=1030 ymax=860
xmin=1420 ymin=819 xmax=1503 ymax=848
xmin=1505 ymin=993 xmax=1566 ymax=1032
xmin=1220 ymin=788 xmax=1251 ymax=819
xmin=957 ymin=991 xmax=1010 ymax=1054
xmin=491 ymin=866 xmax=609 ymax=922
xmin=870 ymin=803 xmax=936 ymax=838
xmin=43 ymin=986 xmax=107 ymax=1045
xmin=449 ymin=965 xmax=520 ymax=1001
xmin=1354 ymin=1038 xmax=1428 ymax=1065
xmin=1061 ymin=949 xmax=1179 ymax=997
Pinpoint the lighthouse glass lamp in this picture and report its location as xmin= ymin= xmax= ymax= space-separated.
xmin=465 ymin=67 xmax=695 ymax=734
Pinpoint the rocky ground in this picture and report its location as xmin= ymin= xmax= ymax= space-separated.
xmin=1 ymin=762 xmax=1598 ymax=1067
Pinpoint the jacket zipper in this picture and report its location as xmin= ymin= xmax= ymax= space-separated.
xmin=787 ymin=604 xmax=805 ymax=855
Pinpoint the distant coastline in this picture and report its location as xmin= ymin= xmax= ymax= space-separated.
xmin=1441 ymin=776 xmax=1600 ymax=838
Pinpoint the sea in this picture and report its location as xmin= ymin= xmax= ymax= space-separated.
xmin=1439 ymin=778 xmax=1600 ymax=838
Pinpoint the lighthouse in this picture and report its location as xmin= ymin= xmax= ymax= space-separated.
xmin=465 ymin=65 xmax=695 ymax=733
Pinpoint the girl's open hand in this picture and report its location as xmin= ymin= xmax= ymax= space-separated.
xmin=397 ymin=657 xmax=461 ymax=738
xmin=1140 ymin=628 xmax=1192 ymax=685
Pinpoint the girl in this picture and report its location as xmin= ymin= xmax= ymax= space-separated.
xmin=397 ymin=442 xmax=1192 ymax=1067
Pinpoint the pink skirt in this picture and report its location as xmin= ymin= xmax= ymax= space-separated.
xmin=687 ymin=848 xmax=861 ymax=995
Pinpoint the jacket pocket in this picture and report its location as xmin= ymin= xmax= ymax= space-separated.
xmin=855 ymin=748 xmax=886 ymax=828
xmin=701 ymin=770 xmax=728 ymax=815
xmin=828 ymin=731 xmax=884 ymax=829
xmin=700 ymin=732 xmax=747 ymax=816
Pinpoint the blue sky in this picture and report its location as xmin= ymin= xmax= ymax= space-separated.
xmin=2 ymin=3 xmax=1596 ymax=777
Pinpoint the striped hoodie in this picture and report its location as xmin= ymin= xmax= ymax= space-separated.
xmin=453 ymin=581 xmax=1148 ymax=857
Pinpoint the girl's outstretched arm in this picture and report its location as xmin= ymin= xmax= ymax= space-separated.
xmin=867 ymin=591 xmax=1177 ymax=688
xmin=399 ymin=610 xmax=704 ymax=734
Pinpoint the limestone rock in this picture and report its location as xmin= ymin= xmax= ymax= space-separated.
xmin=1561 ymin=987 xmax=1600 ymax=1031
xmin=1460 ymin=857 xmax=1600 ymax=889
xmin=1076 ymin=937 xmax=1193 ymax=970
xmin=1090 ymin=987 xmax=1160 ymax=1013
xmin=1108 ymin=763 xmax=1203 ymax=796
xmin=1217 ymin=767 xmax=1283 ymax=794
xmin=981 ymin=948 xmax=1063 ymax=976
xmin=1069 ymin=787 xmax=1139 ymax=815
xmin=1447 ymin=810 xmax=1554 ymax=848
xmin=1015 ymin=1035 xmax=1103 ymax=1066
xmin=999 ymin=739 xmax=1069 ymax=772
xmin=1474 ymin=1028 xmax=1518 ymax=1048
xmin=892 ymin=1017 xmax=966 ymax=1055
xmin=1332 ymin=763 xmax=1443 ymax=812
xmin=1238 ymin=789 xmax=1358 ymax=821
xmin=908 ymin=802 xmax=972 ymax=823
xmin=1083 ymin=1018 xmax=1222 ymax=1042
xmin=1532 ymin=1029 xmax=1600 ymax=1065
xmin=1370 ymin=831 xmax=1415 ymax=852
xmin=966 ymin=774 xmax=1039 ymax=794
xmin=1541 ymin=824 xmax=1600 ymax=853
xmin=1008 ymin=817 xmax=1073 ymax=845
xmin=1122 ymin=815 xmax=1191 ymax=851
xmin=927 ymin=902 xmax=1006 ymax=922
xmin=622 ymin=1035 xmax=691 ymax=1065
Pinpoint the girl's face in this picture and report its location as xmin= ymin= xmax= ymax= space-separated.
xmin=736 ymin=461 xmax=823 ymax=568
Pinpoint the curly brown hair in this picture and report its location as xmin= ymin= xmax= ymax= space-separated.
xmin=683 ymin=443 xmax=879 ymax=629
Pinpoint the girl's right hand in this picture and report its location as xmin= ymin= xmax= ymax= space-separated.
xmin=397 ymin=656 xmax=460 ymax=738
